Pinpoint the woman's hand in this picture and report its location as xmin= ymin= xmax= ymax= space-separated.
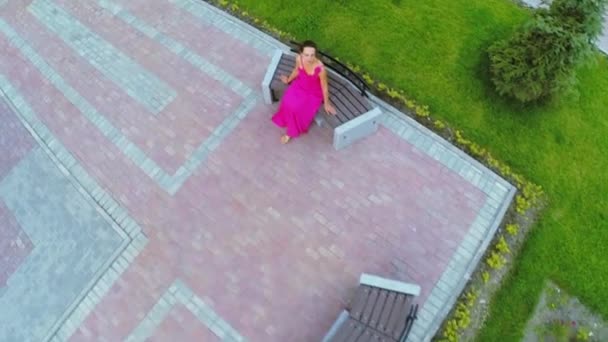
xmin=324 ymin=102 xmax=337 ymax=115
xmin=280 ymin=75 xmax=289 ymax=84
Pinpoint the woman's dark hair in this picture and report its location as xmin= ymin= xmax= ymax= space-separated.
xmin=299 ymin=40 xmax=317 ymax=53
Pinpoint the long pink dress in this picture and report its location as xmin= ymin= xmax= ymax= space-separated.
xmin=271 ymin=57 xmax=324 ymax=138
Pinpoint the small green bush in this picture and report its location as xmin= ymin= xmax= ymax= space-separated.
xmin=487 ymin=0 xmax=607 ymax=103
xmin=488 ymin=13 xmax=580 ymax=102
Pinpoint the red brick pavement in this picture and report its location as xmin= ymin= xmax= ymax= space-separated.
xmin=67 ymin=104 xmax=483 ymax=341
xmin=4 ymin=0 xmax=255 ymax=175
xmin=113 ymin=0 xmax=269 ymax=88
xmin=0 ymin=1 xmax=487 ymax=340
xmin=0 ymin=89 xmax=35 ymax=179
xmin=148 ymin=304 xmax=222 ymax=342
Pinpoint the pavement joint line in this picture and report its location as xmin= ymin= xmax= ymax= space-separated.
xmin=28 ymin=0 xmax=177 ymax=115
xmin=0 ymin=15 xmax=257 ymax=195
xmin=170 ymin=0 xmax=286 ymax=56
xmin=97 ymin=0 xmax=252 ymax=98
xmin=126 ymin=279 xmax=246 ymax=341
xmin=0 ymin=73 xmax=148 ymax=342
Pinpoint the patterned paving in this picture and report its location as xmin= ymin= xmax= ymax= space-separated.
xmin=0 ymin=146 xmax=126 ymax=341
xmin=0 ymin=1 xmax=515 ymax=341
xmin=29 ymin=0 xmax=177 ymax=115
xmin=0 ymin=97 xmax=35 ymax=291
xmin=127 ymin=279 xmax=244 ymax=342
xmin=146 ymin=304 xmax=222 ymax=342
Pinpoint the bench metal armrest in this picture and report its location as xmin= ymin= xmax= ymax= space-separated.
xmin=359 ymin=273 xmax=421 ymax=297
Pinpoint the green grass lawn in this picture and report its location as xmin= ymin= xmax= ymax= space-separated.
xmin=232 ymin=0 xmax=608 ymax=340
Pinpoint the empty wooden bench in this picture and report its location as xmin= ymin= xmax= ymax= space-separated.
xmin=261 ymin=42 xmax=382 ymax=150
xmin=322 ymin=273 xmax=420 ymax=342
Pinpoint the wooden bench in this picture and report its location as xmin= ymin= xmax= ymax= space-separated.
xmin=322 ymin=274 xmax=420 ymax=342
xmin=261 ymin=42 xmax=382 ymax=150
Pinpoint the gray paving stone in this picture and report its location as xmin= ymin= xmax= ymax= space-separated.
xmin=426 ymin=292 xmax=448 ymax=314
xmin=440 ymin=263 xmax=464 ymax=286
xmin=467 ymin=221 xmax=487 ymax=242
xmin=460 ymin=234 xmax=479 ymax=256
xmin=418 ymin=305 xmax=436 ymax=323
xmin=0 ymin=146 xmax=124 ymax=341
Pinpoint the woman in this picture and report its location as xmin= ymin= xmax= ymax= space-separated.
xmin=271 ymin=40 xmax=337 ymax=144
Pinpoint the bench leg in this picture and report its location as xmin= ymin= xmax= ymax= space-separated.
xmin=333 ymin=107 xmax=382 ymax=150
xmin=261 ymin=49 xmax=283 ymax=105
xmin=320 ymin=310 xmax=350 ymax=342
xmin=314 ymin=112 xmax=325 ymax=127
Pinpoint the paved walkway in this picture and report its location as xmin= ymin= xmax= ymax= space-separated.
xmin=0 ymin=1 xmax=514 ymax=341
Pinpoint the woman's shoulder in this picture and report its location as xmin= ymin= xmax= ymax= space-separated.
xmin=315 ymin=60 xmax=325 ymax=72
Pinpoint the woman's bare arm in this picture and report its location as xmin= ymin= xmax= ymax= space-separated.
xmin=319 ymin=67 xmax=336 ymax=114
xmin=280 ymin=55 xmax=300 ymax=84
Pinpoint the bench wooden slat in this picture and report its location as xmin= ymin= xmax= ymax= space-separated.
xmin=386 ymin=293 xmax=412 ymax=339
xmin=274 ymin=68 xmax=293 ymax=80
xmin=269 ymin=80 xmax=286 ymax=102
xmin=329 ymin=92 xmax=356 ymax=122
xmin=350 ymin=285 xmax=370 ymax=320
xmin=398 ymin=297 xmax=414 ymax=339
xmin=328 ymin=316 xmax=400 ymax=342
xmin=358 ymin=325 xmax=396 ymax=342
xmin=369 ymin=289 xmax=388 ymax=331
xmin=329 ymin=317 xmax=365 ymax=342
xmin=273 ymin=55 xmax=295 ymax=78
xmin=385 ymin=293 xmax=405 ymax=338
xmin=331 ymin=90 xmax=367 ymax=121
xmin=322 ymin=111 xmax=343 ymax=128
xmin=377 ymin=291 xmax=397 ymax=334
xmin=340 ymin=83 xmax=373 ymax=112
xmin=357 ymin=328 xmax=376 ymax=342
xmin=276 ymin=64 xmax=294 ymax=75
xmin=329 ymin=75 xmax=348 ymax=90
xmin=279 ymin=54 xmax=295 ymax=65
xmin=329 ymin=93 xmax=357 ymax=124
xmin=278 ymin=57 xmax=295 ymax=67
xmin=276 ymin=60 xmax=293 ymax=69
xmin=360 ymin=287 xmax=380 ymax=326
xmin=269 ymin=79 xmax=285 ymax=91
xmin=337 ymin=85 xmax=371 ymax=113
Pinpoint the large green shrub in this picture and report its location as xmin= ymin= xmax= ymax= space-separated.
xmin=487 ymin=0 xmax=607 ymax=103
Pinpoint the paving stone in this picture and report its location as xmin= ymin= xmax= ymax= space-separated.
xmin=0 ymin=146 xmax=124 ymax=341
xmin=0 ymin=1 xmax=515 ymax=340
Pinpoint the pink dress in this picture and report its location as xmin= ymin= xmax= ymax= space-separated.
xmin=271 ymin=57 xmax=324 ymax=138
